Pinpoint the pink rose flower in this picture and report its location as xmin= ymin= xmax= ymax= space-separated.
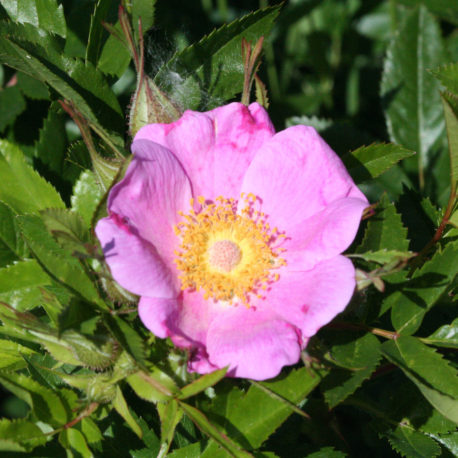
xmin=95 ymin=102 xmax=368 ymax=380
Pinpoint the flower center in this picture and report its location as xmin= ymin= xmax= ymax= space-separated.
xmin=207 ymin=240 xmax=242 ymax=272
xmin=174 ymin=194 xmax=286 ymax=305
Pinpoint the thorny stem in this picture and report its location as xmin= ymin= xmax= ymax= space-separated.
xmin=118 ymin=4 xmax=140 ymax=71
xmin=328 ymin=321 xmax=400 ymax=340
xmin=241 ymin=37 xmax=265 ymax=106
xmin=59 ymin=100 xmax=97 ymax=158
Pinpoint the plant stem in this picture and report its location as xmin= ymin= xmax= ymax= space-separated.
xmin=328 ymin=322 xmax=399 ymax=340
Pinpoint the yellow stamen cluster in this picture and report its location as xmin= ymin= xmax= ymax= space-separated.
xmin=174 ymin=194 xmax=286 ymax=305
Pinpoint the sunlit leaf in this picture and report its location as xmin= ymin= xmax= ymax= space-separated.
xmin=0 ymin=0 xmax=66 ymax=37
xmin=342 ymin=143 xmax=415 ymax=184
xmin=0 ymin=140 xmax=64 ymax=213
xmin=71 ymin=170 xmax=104 ymax=228
xmin=424 ymin=318 xmax=458 ymax=349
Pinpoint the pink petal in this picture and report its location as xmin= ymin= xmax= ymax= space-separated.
xmin=206 ymin=307 xmax=301 ymax=380
xmin=170 ymin=290 xmax=222 ymax=348
xmin=239 ymin=125 xmax=368 ymax=232
xmin=135 ymin=102 xmax=275 ymax=200
xmin=95 ymin=217 xmax=177 ymax=298
xmin=108 ymin=139 xmax=192 ymax=270
xmin=265 ymin=255 xmax=356 ymax=339
xmin=188 ymin=347 xmax=219 ymax=375
xmin=138 ymin=296 xmax=180 ymax=339
xmin=284 ymin=197 xmax=369 ymax=270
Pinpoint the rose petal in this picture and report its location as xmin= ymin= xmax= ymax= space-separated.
xmin=265 ymin=255 xmax=356 ymax=338
xmin=95 ymin=217 xmax=177 ymax=298
xmin=188 ymin=347 xmax=219 ymax=375
xmin=108 ymin=139 xmax=192 ymax=269
xmin=239 ymin=125 xmax=368 ymax=232
xmin=284 ymin=197 xmax=368 ymax=269
xmin=168 ymin=290 xmax=228 ymax=351
xmin=138 ymin=296 xmax=180 ymax=338
xmin=206 ymin=307 xmax=301 ymax=380
xmin=135 ymin=102 xmax=275 ymax=200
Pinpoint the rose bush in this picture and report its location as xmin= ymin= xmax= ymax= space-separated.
xmin=96 ymin=102 xmax=368 ymax=380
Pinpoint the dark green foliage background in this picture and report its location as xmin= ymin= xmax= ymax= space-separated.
xmin=0 ymin=0 xmax=456 ymax=457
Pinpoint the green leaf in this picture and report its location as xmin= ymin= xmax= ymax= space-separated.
xmin=381 ymin=424 xmax=441 ymax=458
xmin=357 ymin=194 xmax=409 ymax=253
xmin=342 ymin=143 xmax=415 ymax=184
xmin=0 ymin=259 xmax=51 ymax=311
xmin=131 ymin=0 xmax=156 ymax=37
xmin=16 ymin=72 xmax=50 ymax=100
xmin=154 ymin=6 xmax=280 ymax=110
xmin=86 ymin=0 xmax=112 ymax=66
xmin=104 ymin=314 xmax=146 ymax=365
xmin=349 ymin=250 xmax=414 ymax=264
xmin=41 ymin=208 xmax=89 ymax=253
xmin=306 ymin=448 xmax=346 ymax=458
xmin=396 ymin=0 xmax=458 ymax=25
xmin=59 ymin=428 xmax=93 ymax=458
xmin=179 ymin=367 xmax=228 ymax=400
xmin=0 ymin=0 xmax=66 ymax=37
xmin=167 ymin=442 xmax=204 ymax=458
xmin=0 ymin=338 xmax=35 ymax=370
xmin=202 ymin=367 xmax=325 ymax=454
xmin=390 ymin=240 xmax=458 ymax=334
xmin=441 ymin=92 xmax=458 ymax=192
xmin=0 ymin=418 xmax=47 ymax=451
xmin=387 ymin=379 xmax=457 ymax=435
xmin=179 ymin=401 xmax=252 ymax=458
xmin=0 ymin=140 xmax=64 ymax=213
xmin=424 ymin=318 xmax=458 ymax=349
xmin=0 ymin=201 xmax=27 ymax=267
xmin=0 ymin=22 xmax=124 ymax=148
xmin=432 ymin=63 xmax=458 ymax=95
xmin=112 ymin=385 xmax=143 ymax=438
xmin=382 ymin=337 xmax=458 ymax=399
xmin=17 ymin=214 xmax=105 ymax=309
xmin=285 ymin=115 xmax=333 ymax=131
xmin=382 ymin=336 xmax=458 ymax=423
xmin=381 ymin=6 xmax=446 ymax=188
xmin=431 ymin=431 xmax=458 ymax=456
xmin=0 ymin=372 xmax=68 ymax=426
xmin=98 ymin=24 xmax=131 ymax=77
xmin=71 ymin=171 xmax=103 ymax=228
xmin=0 ymin=85 xmax=25 ymax=132
xmin=34 ymin=101 xmax=66 ymax=174
xmin=322 ymin=332 xmax=381 ymax=408
xmin=157 ymin=399 xmax=183 ymax=456
xmin=126 ymin=370 xmax=175 ymax=403
xmin=79 ymin=417 xmax=102 ymax=445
